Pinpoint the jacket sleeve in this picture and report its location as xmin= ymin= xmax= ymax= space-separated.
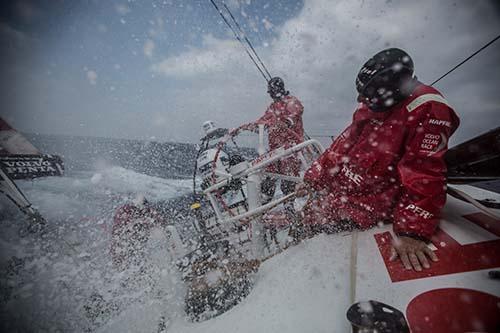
xmin=393 ymin=101 xmax=459 ymax=240
xmin=303 ymin=104 xmax=363 ymax=191
xmin=110 ymin=205 xmax=131 ymax=266
xmin=112 ymin=206 xmax=130 ymax=235
xmin=303 ymin=122 xmax=355 ymax=191
xmin=240 ymin=109 xmax=272 ymax=132
xmin=255 ymin=107 xmax=275 ymax=126
xmin=303 ymin=149 xmax=331 ymax=191
xmin=283 ymin=97 xmax=304 ymax=127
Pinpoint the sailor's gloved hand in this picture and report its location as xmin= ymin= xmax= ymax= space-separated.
xmin=390 ymin=236 xmax=438 ymax=271
xmin=295 ymin=182 xmax=312 ymax=198
xmin=239 ymin=217 xmax=252 ymax=226
xmin=239 ymin=123 xmax=258 ymax=133
xmin=228 ymin=127 xmax=240 ymax=136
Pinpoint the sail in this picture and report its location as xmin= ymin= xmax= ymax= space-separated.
xmin=0 ymin=117 xmax=64 ymax=179
xmin=0 ymin=117 xmax=40 ymax=155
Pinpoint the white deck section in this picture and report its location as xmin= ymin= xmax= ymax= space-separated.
xmin=97 ymin=234 xmax=354 ymax=333
xmin=169 ymin=235 xmax=353 ymax=333
xmin=101 ymin=193 xmax=500 ymax=333
xmin=2 ymin=169 xmax=499 ymax=332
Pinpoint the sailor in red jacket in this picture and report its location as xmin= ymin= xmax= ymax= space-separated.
xmin=298 ymin=48 xmax=460 ymax=272
xmin=110 ymin=196 xmax=168 ymax=269
xmin=242 ymin=77 xmax=305 ymax=199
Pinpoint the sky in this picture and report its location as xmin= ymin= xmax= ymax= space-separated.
xmin=1 ymin=0 xmax=499 ymax=146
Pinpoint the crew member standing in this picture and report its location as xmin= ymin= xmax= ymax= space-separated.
xmin=242 ymin=77 xmax=305 ymax=200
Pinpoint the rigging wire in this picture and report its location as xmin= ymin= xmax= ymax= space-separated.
xmin=209 ymin=4 xmax=500 ymax=140
xmin=431 ymin=33 xmax=500 ymax=86
xmin=312 ymin=34 xmax=500 ymax=138
xmin=209 ymin=0 xmax=270 ymax=82
xmin=222 ymin=2 xmax=273 ymax=80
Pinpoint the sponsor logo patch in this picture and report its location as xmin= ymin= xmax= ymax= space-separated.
xmin=419 ymin=132 xmax=447 ymax=156
xmin=341 ymin=165 xmax=363 ymax=186
xmin=0 ymin=155 xmax=64 ymax=179
xmin=405 ymin=204 xmax=433 ymax=219
xmin=428 ymin=119 xmax=451 ymax=128
xmin=370 ymin=119 xmax=384 ymax=126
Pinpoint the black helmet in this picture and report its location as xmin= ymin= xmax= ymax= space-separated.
xmin=356 ymin=48 xmax=415 ymax=112
xmin=346 ymin=300 xmax=410 ymax=333
xmin=267 ymin=77 xmax=289 ymax=100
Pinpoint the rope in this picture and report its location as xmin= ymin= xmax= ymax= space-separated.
xmin=222 ymin=2 xmax=272 ymax=80
xmin=447 ymin=186 xmax=500 ymax=220
xmin=209 ymin=0 xmax=270 ymax=82
xmin=431 ymin=33 xmax=500 ymax=86
xmin=349 ymin=230 xmax=358 ymax=304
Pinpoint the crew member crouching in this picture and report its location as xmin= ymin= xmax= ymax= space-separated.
xmin=297 ymin=48 xmax=460 ymax=272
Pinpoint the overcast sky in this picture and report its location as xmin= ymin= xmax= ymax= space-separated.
xmin=1 ymin=0 xmax=499 ymax=146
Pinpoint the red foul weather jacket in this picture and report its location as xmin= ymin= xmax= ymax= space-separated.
xmin=110 ymin=203 xmax=166 ymax=267
xmin=256 ymin=95 xmax=305 ymax=150
xmin=303 ymin=83 xmax=460 ymax=240
xmin=255 ymin=95 xmax=305 ymax=175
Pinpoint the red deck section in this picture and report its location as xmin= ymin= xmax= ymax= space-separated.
xmin=374 ymin=213 xmax=500 ymax=282
xmin=406 ymin=288 xmax=500 ymax=333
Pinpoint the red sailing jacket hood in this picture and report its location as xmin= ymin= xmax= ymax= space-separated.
xmin=304 ymin=82 xmax=460 ymax=240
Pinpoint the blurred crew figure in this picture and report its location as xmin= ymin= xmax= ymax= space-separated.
xmin=242 ymin=77 xmax=305 ymax=200
xmin=110 ymin=196 xmax=168 ymax=269
xmin=201 ymin=120 xmax=228 ymax=142
xmin=297 ymin=48 xmax=460 ymax=272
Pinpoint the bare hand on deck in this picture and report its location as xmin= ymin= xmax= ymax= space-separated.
xmin=390 ymin=236 xmax=438 ymax=272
